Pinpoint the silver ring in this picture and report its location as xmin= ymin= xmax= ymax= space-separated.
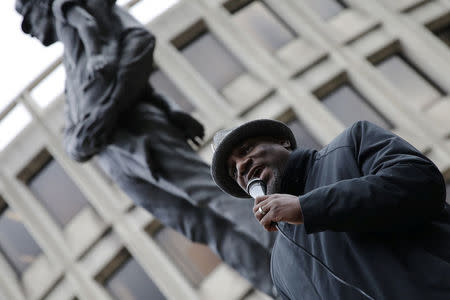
xmin=258 ymin=206 xmax=266 ymax=215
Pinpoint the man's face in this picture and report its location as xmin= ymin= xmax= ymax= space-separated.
xmin=227 ymin=136 xmax=292 ymax=195
xmin=22 ymin=8 xmax=57 ymax=46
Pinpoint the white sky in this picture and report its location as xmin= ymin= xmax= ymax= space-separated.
xmin=0 ymin=0 xmax=177 ymax=150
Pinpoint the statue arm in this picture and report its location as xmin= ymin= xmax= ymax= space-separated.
xmin=149 ymin=89 xmax=205 ymax=146
xmin=65 ymin=6 xmax=102 ymax=57
xmin=53 ymin=0 xmax=113 ymax=79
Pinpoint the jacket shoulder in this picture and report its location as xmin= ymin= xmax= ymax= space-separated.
xmin=315 ymin=122 xmax=359 ymax=160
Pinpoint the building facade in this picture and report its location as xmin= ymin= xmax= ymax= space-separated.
xmin=1 ymin=0 xmax=450 ymax=299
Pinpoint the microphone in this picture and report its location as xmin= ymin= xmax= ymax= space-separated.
xmin=246 ymin=178 xmax=267 ymax=198
xmin=247 ymin=178 xmax=279 ymax=229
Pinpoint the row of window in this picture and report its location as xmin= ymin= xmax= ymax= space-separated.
xmin=155 ymin=51 xmax=439 ymax=140
xmin=151 ymin=0 xmax=446 ymax=120
xmin=28 ymin=0 xmax=450 ymax=118
xmin=0 ymin=204 xmax=220 ymax=300
xmin=95 ymin=224 xmax=222 ymax=300
xmin=0 ymin=154 xmax=220 ymax=292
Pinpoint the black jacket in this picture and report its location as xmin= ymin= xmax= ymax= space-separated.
xmin=272 ymin=121 xmax=450 ymax=300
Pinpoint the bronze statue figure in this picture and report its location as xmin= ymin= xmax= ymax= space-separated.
xmin=15 ymin=0 xmax=276 ymax=294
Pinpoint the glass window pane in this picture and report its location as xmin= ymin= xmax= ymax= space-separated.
xmin=287 ymin=119 xmax=322 ymax=150
xmin=305 ymin=0 xmax=346 ymax=20
xmin=105 ymin=257 xmax=166 ymax=300
xmin=28 ymin=159 xmax=88 ymax=227
xmin=232 ymin=2 xmax=295 ymax=52
xmin=321 ymin=85 xmax=393 ymax=129
xmin=0 ymin=208 xmax=41 ymax=275
xmin=181 ymin=33 xmax=245 ymax=91
xmin=154 ymin=227 xmax=221 ymax=286
xmin=433 ymin=23 xmax=450 ymax=48
xmin=376 ymin=55 xmax=443 ymax=108
xmin=149 ymin=70 xmax=195 ymax=113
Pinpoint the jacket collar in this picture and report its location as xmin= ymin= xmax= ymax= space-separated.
xmin=280 ymin=148 xmax=316 ymax=196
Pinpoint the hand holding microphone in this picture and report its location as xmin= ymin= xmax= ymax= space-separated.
xmin=246 ymin=178 xmax=303 ymax=232
xmin=247 ymin=179 xmax=278 ymax=232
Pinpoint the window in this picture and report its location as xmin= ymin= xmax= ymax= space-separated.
xmin=375 ymin=55 xmax=444 ymax=108
xmin=153 ymin=227 xmax=221 ymax=286
xmin=305 ymin=0 xmax=346 ymax=20
xmin=286 ymin=119 xmax=322 ymax=150
xmin=149 ymin=69 xmax=195 ymax=113
xmin=24 ymin=152 xmax=88 ymax=227
xmin=231 ymin=1 xmax=296 ymax=52
xmin=0 ymin=203 xmax=42 ymax=276
xmin=105 ymin=256 xmax=166 ymax=300
xmin=433 ymin=23 xmax=450 ymax=47
xmin=320 ymin=84 xmax=393 ymax=129
xmin=180 ymin=30 xmax=245 ymax=91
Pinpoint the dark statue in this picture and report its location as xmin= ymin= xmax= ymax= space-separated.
xmin=15 ymin=0 xmax=276 ymax=295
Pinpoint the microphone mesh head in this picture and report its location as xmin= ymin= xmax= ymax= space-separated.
xmin=247 ymin=179 xmax=267 ymax=199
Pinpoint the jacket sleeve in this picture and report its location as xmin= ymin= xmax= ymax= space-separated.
xmin=300 ymin=121 xmax=446 ymax=234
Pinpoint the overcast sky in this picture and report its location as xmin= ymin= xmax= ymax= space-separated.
xmin=0 ymin=0 xmax=177 ymax=149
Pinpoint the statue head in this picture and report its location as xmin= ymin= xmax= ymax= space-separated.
xmin=15 ymin=0 xmax=57 ymax=46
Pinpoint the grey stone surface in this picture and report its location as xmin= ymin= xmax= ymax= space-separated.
xmin=15 ymin=0 xmax=275 ymax=294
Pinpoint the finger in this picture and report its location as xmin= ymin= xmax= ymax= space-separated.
xmin=264 ymin=221 xmax=278 ymax=232
xmin=260 ymin=210 xmax=275 ymax=230
xmin=253 ymin=197 xmax=270 ymax=213
xmin=267 ymin=222 xmax=278 ymax=232
xmin=254 ymin=205 xmax=268 ymax=222
xmin=190 ymin=137 xmax=200 ymax=147
xmin=254 ymin=195 xmax=269 ymax=206
xmin=194 ymin=136 xmax=203 ymax=145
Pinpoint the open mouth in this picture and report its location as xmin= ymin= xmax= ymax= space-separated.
xmin=248 ymin=166 xmax=264 ymax=182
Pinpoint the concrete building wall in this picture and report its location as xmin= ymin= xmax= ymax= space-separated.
xmin=0 ymin=0 xmax=449 ymax=299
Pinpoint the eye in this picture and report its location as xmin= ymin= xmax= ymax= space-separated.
xmin=240 ymin=143 xmax=253 ymax=156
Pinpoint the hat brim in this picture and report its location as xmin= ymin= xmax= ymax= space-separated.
xmin=211 ymin=119 xmax=297 ymax=198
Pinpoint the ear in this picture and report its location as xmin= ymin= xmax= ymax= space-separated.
xmin=279 ymin=139 xmax=291 ymax=150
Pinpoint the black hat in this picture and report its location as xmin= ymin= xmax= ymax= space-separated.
xmin=211 ymin=119 xmax=297 ymax=198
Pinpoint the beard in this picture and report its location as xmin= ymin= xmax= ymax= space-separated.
xmin=266 ymin=167 xmax=283 ymax=195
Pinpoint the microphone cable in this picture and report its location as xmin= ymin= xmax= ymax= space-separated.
xmin=247 ymin=179 xmax=375 ymax=300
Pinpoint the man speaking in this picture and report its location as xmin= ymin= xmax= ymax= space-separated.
xmin=211 ymin=119 xmax=450 ymax=299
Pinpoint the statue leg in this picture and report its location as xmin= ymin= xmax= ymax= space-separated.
xmin=143 ymin=123 xmax=276 ymax=250
xmin=112 ymin=105 xmax=276 ymax=251
xmin=97 ymin=136 xmax=274 ymax=295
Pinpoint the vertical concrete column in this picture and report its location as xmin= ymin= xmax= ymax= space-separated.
xmin=113 ymin=217 xmax=199 ymax=300
xmin=0 ymin=253 xmax=26 ymax=300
